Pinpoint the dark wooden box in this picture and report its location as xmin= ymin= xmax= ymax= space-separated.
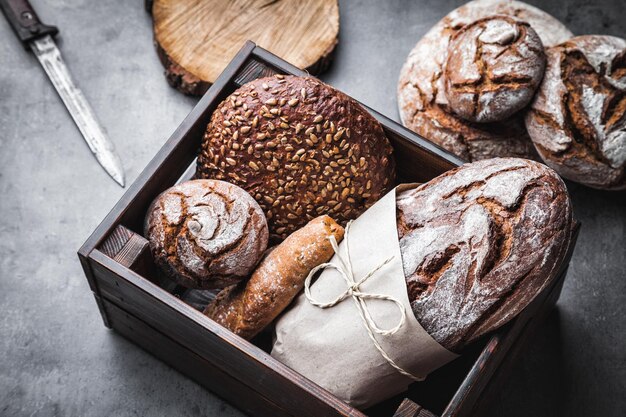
xmin=78 ymin=41 xmax=579 ymax=417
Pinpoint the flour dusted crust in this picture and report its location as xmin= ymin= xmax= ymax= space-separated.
xmin=145 ymin=179 xmax=269 ymax=289
xmin=444 ymin=15 xmax=546 ymax=123
xmin=205 ymin=215 xmax=344 ymax=340
xmin=525 ymin=35 xmax=626 ymax=190
xmin=197 ymin=75 xmax=395 ymax=241
xmin=396 ymin=158 xmax=573 ymax=351
xmin=398 ymin=0 xmax=573 ymax=161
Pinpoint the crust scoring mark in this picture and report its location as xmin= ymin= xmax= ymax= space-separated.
xmin=396 ymin=158 xmax=572 ymax=350
xmin=526 ymin=36 xmax=626 ymax=189
xmin=444 ymin=16 xmax=546 ymax=123
xmin=146 ymin=180 xmax=268 ymax=289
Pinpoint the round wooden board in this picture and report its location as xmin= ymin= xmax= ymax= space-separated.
xmin=152 ymin=0 xmax=340 ymax=95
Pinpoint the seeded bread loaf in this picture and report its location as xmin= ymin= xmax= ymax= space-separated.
xmin=398 ymin=0 xmax=573 ymax=161
xmin=397 ymin=158 xmax=573 ymax=351
xmin=444 ymin=15 xmax=546 ymax=123
xmin=144 ymin=179 xmax=269 ymax=289
xmin=197 ymin=75 xmax=395 ymax=240
xmin=525 ymin=35 xmax=626 ymax=190
xmin=205 ymin=216 xmax=344 ymax=340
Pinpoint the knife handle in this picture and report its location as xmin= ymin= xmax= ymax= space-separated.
xmin=0 ymin=0 xmax=58 ymax=48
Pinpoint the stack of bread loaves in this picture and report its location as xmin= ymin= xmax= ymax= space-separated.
xmin=142 ymin=72 xmax=576 ymax=407
xmin=272 ymin=157 xmax=573 ymax=407
xmin=145 ymin=75 xmax=395 ymax=338
xmin=398 ymin=0 xmax=626 ymax=190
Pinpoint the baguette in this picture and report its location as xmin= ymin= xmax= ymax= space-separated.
xmin=205 ymin=215 xmax=344 ymax=340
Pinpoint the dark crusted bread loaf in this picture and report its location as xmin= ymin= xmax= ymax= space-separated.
xmin=398 ymin=0 xmax=573 ymax=161
xmin=444 ymin=15 xmax=546 ymax=123
xmin=144 ymin=179 xmax=269 ymax=289
xmin=525 ymin=35 xmax=626 ymax=190
xmin=205 ymin=215 xmax=344 ymax=340
xmin=396 ymin=158 xmax=573 ymax=351
xmin=197 ymin=75 xmax=395 ymax=241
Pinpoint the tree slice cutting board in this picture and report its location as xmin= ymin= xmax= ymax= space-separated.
xmin=151 ymin=0 xmax=340 ymax=95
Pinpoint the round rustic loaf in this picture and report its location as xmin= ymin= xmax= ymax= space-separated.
xmin=444 ymin=15 xmax=546 ymax=123
xmin=396 ymin=158 xmax=573 ymax=352
xmin=144 ymin=179 xmax=269 ymax=289
xmin=197 ymin=75 xmax=395 ymax=240
xmin=398 ymin=0 xmax=573 ymax=161
xmin=525 ymin=35 xmax=626 ymax=190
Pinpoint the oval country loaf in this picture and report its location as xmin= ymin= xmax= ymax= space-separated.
xmin=197 ymin=75 xmax=395 ymax=241
xmin=396 ymin=158 xmax=573 ymax=351
xmin=144 ymin=179 xmax=269 ymax=289
xmin=525 ymin=35 xmax=626 ymax=190
xmin=398 ymin=0 xmax=573 ymax=161
xmin=205 ymin=215 xmax=345 ymax=340
xmin=444 ymin=15 xmax=546 ymax=123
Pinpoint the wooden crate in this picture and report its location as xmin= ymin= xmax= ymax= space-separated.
xmin=78 ymin=41 xmax=579 ymax=417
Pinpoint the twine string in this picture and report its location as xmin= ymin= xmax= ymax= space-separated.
xmin=303 ymin=221 xmax=424 ymax=381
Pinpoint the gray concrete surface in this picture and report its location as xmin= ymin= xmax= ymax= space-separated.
xmin=0 ymin=1 xmax=624 ymax=416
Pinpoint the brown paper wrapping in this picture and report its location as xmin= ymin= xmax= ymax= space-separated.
xmin=271 ymin=185 xmax=458 ymax=408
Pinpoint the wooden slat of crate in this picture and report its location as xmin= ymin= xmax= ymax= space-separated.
xmin=90 ymin=249 xmax=363 ymax=417
xmin=103 ymin=299 xmax=293 ymax=417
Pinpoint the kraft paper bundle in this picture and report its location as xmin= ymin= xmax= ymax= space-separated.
xmin=271 ymin=185 xmax=458 ymax=408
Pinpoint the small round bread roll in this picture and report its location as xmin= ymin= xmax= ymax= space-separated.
xmin=525 ymin=35 xmax=626 ymax=190
xmin=144 ymin=179 xmax=269 ymax=289
xmin=444 ymin=15 xmax=546 ymax=123
xmin=197 ymin=75 xmax=395 ymax=240
xmin=398 ymin=0 xmax=573 ymax=161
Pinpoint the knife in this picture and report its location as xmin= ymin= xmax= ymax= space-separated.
xmin=1 ymin=0 xmax=126 ymax=187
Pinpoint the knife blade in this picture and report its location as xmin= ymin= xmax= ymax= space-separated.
xmin=1 ymin=0 xmax=125 ymax=186
xmin=30 ymin=35 xmax=126 ymax=186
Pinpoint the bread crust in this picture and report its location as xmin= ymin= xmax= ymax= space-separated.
xmin=396 ymin=158 xmax=573 ymax=351
xmin=525 ymin=35 xmax=626 ymax=190
xmin=144 ymin=179 xmax=269 ymax=289
xmin=398 ymin=0 xmax=573 ymax=161
xmin=197 ymin=75 xmax=395 ymax=240
xmin=444 ymin=15 xmax=546 ymax=123
xmin=205 ymin=215 xmax=344 ymax=340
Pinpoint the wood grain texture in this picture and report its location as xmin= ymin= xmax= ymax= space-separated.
xmin=392 ymin=399 xmax=437 ymax=417
xmin=152 ymin=0 xmax=339 ymax=95
xmin=98 ymin=225 xmax=134 ymax=258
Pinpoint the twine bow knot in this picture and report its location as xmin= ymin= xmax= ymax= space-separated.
xmin=303 ymin=221 xmax=423 ymax=381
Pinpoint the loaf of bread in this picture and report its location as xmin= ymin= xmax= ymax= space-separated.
xmin=398 ymin=0 xmax=573 ymax=161
xmin=397 ymin=158 xmax=573 ymax=351
xmin=525 ymin=35 xmax=626 ymax=190
xmin=196 ymin=75 xmax=395 ymax=241
xmin=444 ymin=15 xmax=546 ymax=123
xmin=144 ymin=179 xmax=269 ymax=289
xmin=205 ymin=215 xmax=344 ymax=340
